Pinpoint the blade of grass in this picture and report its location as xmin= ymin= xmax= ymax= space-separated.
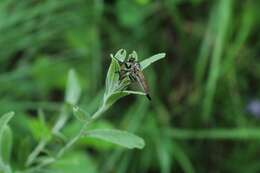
xmin=168 ymin=128 xmax=260 ymax=140
xmin=171 ymin=141 xmax=195 ymax=173
xmin=195 ymin=6 xmax=217 ymax=85
xmin=202 ymin=0 xmax=232 ymax=122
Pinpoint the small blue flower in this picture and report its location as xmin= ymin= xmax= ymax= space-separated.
xmin=247 ymin=100 xmax=260 ymax=118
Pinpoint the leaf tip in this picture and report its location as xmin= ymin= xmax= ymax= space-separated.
xmin=137 ymin=138 xmax=145 ymax=149
xmin=9 ymin=111 xmax=15 ymax=116
xmin=72 ymin=105 xmax=79 ymax=112
xmin=161 ymin=52 xmax=166 ymax=57
xmin=5 ymin=111 xmax=15 ymax=119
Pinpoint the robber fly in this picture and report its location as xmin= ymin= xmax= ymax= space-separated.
xmin=116 ymin=51 xmax=151 ymax=101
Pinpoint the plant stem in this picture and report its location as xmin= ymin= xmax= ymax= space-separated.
xmin=25 ymin=140 xmax=47 ymax=166
xmin=57 ymin=105 xmax=105 ymax=158
xmin=26 ymin=105 xmax=69 ymax=166
xmin=23 ymin=106 xmax=106 ymax=173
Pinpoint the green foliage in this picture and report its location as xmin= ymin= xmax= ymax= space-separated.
xmin=1 ymin=0 xmax=260 ymax=172
xmin=28 ymin=109 xmax=51 ymax=142
xmin=1 ymin=126 xmax=12 ymax=164
xmin=14 ymin=49 xmax=163 ymax=172
xmin=49 ymin=152 xmax=97 ymax=173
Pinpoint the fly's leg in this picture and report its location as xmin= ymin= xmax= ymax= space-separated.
xmin=119 ymin=68 xmax=131 ymax=80
xmin=128 ymin=75 xmax=135 ymax=82
xmin=116 ymin=67 xmax=133 ymax=91
xmin=119 ymin=71 xmax=130 ymax=80
xmin=118 ymin=70 xmax=131 ymax=89
xmin=118 ymin=76 xmax=131 ymax=91
xmin=118 ymin=73 xmax=137 ymax=91
xmin=129 ymin=73 xmax=138 ymax=82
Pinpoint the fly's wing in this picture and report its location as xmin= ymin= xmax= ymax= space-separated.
xmin=135 ymin=70 xmax=151 ymax=100
xmin=136 ymin=71 xmax=148 ymax=92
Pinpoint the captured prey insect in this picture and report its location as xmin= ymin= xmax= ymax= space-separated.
xmin=115 ymin=51 xmax=152 ymax=101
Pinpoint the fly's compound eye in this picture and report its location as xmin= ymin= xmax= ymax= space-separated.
xmin=128 ymin=51 xmax=138 ymax=62
xmin=129 ymin=58 xmax=135 ymax=62
xmin=125 ymin=62 xmax=132 ymax=69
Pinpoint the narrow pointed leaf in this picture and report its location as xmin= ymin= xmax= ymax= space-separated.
xmin=0 ymin=112 xmax=14 ymax=137
xmin=0 ymin=126 xmax=12 ymax=164
xmin=0 ymin=112 xmax=14 ymax=164
xmin=104 ymin=58 xmax=120 ymax=96
xmin=140 ymin=53 xmax=166 ymax=70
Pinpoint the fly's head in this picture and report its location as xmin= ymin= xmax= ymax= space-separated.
xmin=125 ymin=51 xmax=141 ymax=72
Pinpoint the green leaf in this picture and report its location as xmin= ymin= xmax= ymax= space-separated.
xmin=50 ymin=152 xmax=97 ymax=173
xmin=29 ymin=115 xmax=51 ymax=141
xmin=0 ymin=112 xmax=14 ymax=165
xmin=73 ymin=106 xmax=91 ymax=123
xmin=140 ymin=53 xmax=166 ymax=70
xmin=0 ymin=112 xmax=14 ymax=136
xmin=78 ymin=120 xmax=116 ymax=150
xmin=85 ymin=129 xmax=145 ymax=149
xmin=37 ymin=109 xmax=50 ymax=140
xmin=65 ymin=69 xmax=82 ymax=105
xmin=104 ymin=90 xmax=145 ymax=109
xmin=114 ymin=49 xmax=127 ymax=62
xmin=104 ymin=57 xmax=120 ymax=97
xmin=104 ymin=92 xmax=129 ymax=109
xmin=0 ymin=126 xmax=12 ymax=164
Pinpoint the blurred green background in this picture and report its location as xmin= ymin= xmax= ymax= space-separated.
xmin=1 ymin=0 xmax=260 ymax=172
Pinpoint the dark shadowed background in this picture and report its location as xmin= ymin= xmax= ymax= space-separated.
xmin=0 ymin=0 xmax=260 ymax=173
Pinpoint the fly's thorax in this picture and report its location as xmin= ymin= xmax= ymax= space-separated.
xmin=132 ymin=62 xmax=141 ymax=73
xmin=125 ymin=62 xmax=132 ymax=69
